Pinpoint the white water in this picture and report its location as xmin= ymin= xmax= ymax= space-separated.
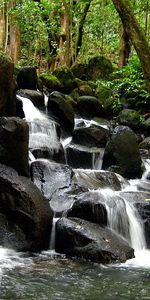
xmin=17 ymin=95 xmax=60 ymax=151
xmin=49 ymin=217 xmax=59 ymax=251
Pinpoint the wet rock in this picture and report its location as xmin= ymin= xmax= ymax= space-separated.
xmin=135 ymin=201 xmax=150 ymax=248
xmin=0 ymin=52 xmax=16 ymax=116
xmin=102 ymin=126 xmax=142 ymax=179
xmin=0 ymin=164 xmax=53 ymax=251
xmin=72 ymin=169 xmax=122 ymax=190
xmin=17 ymin=66 xmax=38 ymax=90
xmin=139 ymin=137 xmax=150 ymax=153
xmin=0 ymin=213 xmax=28 ymax=251
xmin=67 ymin=192 xmax=107 ymax=226
xmin=31 ymin=159 xmax=73 ymax=200
xmin=16 ymin=97 xmax=25 ymax=118
xmin=47 ymin=91 xmax=74 ymax=133
xmin=72 ymin=125 xmax=110 ymax=147
xmin=0 ymin=117 xmax=29 ymax=177
xmin=65 ymin=143 xmax=104 ymax=169
xmin=17 ymin=89 xmax=45 ymax=109
xmin=76 ymin=96 xmax=104 ymax=118
xmin=117 ymin=109 xmax=142 ymax=130
xmin=55 ymin=217 xmax=134 ymax=263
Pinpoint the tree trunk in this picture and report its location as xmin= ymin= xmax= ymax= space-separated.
xmin=0 ymin=3 xmax=7 ymax=50
xmin=112 ymin=0 xmax=150 ymax=90
xmin=75 ymin=0 xmax=92 ymax=60
xmin=9 ymin=1 xmax=20 ymax=63
xmin=118 ymin=24 xmax=131 ymax=68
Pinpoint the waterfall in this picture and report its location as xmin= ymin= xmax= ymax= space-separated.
xmin=49 ymin=217 xmax=59 ymax=251
xmin=98 ymin=189 xmax=146 ymax=251
xmin=17 ymin=95 xmax=60 ymax=152
xmin=92 ymin=149 xmax=105 ymax=170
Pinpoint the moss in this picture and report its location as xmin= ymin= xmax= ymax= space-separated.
xmin=53 ymin=66 xmax=75 ymax=82
xmin=0 ymin=51 xmax=11 ymax=65
xmin=117 ymin=109 xmax=143 ymax=127
xmin=87 ymin=56 xmax=113 ymax=80
xmin=40 ymin=73 xmax=61 ymax=90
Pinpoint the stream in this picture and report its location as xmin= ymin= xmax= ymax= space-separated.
xmin=0 ymin=95 xmax=149 ymax=300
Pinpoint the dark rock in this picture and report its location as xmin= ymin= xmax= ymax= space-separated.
xmin=0 ymin=52 xmax=16 ymax=116
xmin=76 ymin=96 xmax=104 ymax=118
xmin=0 ymin=213 xmax=28 ymax=251
xmin=47 ymin=91 xmax=74 ymax=133
xmin=72 ymin=125 xmax=110 ymax=147
xmin=102 ymin=126 xmax=142 ymax=179
xmin=139 ymin=137 xmax=150 ymax=153
xmin=16 ymin=97 xmax=25 ymax=118
xmin=71 ymin=64 xmax=87 ymax=80
xmin=30 ymin=145 xmax=65 ymax=163
xmin=65 ymin=144 xmax=104 ymax=169
xmin=67 ymin=192 xmax=107 ymax=226
xmin=117 ymin=109 xmax=143 ymax=130
xmin=55 ymin=217 xmax=134 ymax=263
xmin=135 ymin=201 xmax=150 ymax=248
xmin=0 ymin=164 xmax=53 ymax=251
xmin=87 ymin=56 xmax=113 ymax=80
xmin=17 ymin=66 xmax=38 ymax=90
xmin=142 ymin=117 xmax=150 ymax=137
xmin=17 ymin=89 xmax=45 ymax=109
xmin=0 ymin=117 xmax=29 ymax=177
xmin=39 ymin=73 xmax=61 ymax=91
xmin=31 ymin=159 xmax=73 ymax=200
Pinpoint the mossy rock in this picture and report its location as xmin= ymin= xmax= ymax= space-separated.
xmin=141 ymin=117 xmax=150 ymax=137
xmin=117 ymin=109 xmax=143 ymax=130
xmin=76 ymin=96 xmax=104 ymax=118
xmin=87 ymin=56 xmax=113 ymax=80
xmin=53 ymin=66 xmax=75 ymax=82
xmin=95 ymin=83 xmax=112 ymax=102
xmin=40 ymin=73 xmax=61 ymax=91
xmin=139 ymin=137 xmax=150 ymax=151
xmin=71 ymin=63 xmax=87 ymax=80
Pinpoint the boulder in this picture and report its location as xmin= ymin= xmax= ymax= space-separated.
xmin=55 ymin=217 xmax=134 ymax=263
xmin=67 ymin=192 xmax=107 ymax=226
xmin=139 ymin=137 xmax=150 ymax=153
xmin=117 ymin=109 xmax=143 ymax=130
xmin=17 ymin=89 xmax=45 ymax=109
xmin=17 ymin=66 xmax=38 ymax=90
xmin=65 ymin=143 xmax=104 ymax=169
xmin=71 ymin=64 xmax=87 ymax=80
xmin=76 ymin=96 xmax=104 ymax=118
xmin=53 ymin=66 xmax=77 ymax=93
xmin=31 ymin=159 xmax=73 ymax=201
xmin=39 ymin=73 xmax=61 ymax=91
xmin=135 ymin=201 xmax=150 ymax=248
xmin=0 ymin=52 xmax=16 ymax=116
xmin=142 ymin=117 xmax=150 ymax=137
xmin=16 ymin=97 xmax=25 ymax=118
xmin=72 ymin=125 xmax=110 ymax=147
xmin=87 ymin=56 xmax=113 ymax=80
xmin=47 ymin=91 xmax=74 ymax=133
xmin=0 ymin=117 xmax=29 ymax=177
xmin=102 ymin=126 xmax=142 ymax=179
xmin=72 ymin=169 xmax=122 ymax=190
xmin=0 ymin=164 xmax=53 ymax=251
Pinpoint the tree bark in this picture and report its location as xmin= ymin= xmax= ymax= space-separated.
xmin=0 ymin=3 xmax=7 ymax=50
xmin=9 ymin=1 xmax=20 ymax=63
xmin=118 ymin=24 xmax=131 ymax=68
xmin=112 ymin=0 xmax=150 ymax=90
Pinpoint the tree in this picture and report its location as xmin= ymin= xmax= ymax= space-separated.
xmin=112 ymin=0 xmax=150 ymax=90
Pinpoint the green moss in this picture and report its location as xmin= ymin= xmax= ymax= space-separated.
xmin=53 ymin=66 xmax=75 ymax=82
xmin=40 ymin=73 xmax=61 ymax=90
xmin=0 ymin=51 xmax=12 ymax=67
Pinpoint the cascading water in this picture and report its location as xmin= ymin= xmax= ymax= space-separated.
xmin=99 ymin=188 xmax=146 ymax=251
xmin=17 ymin=95 xmax=60 ymax=153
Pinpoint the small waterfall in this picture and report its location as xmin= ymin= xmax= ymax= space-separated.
xmin=49 ymin=217 xmax=59 ymax=251
xmin=92 ymin=149 xmax=105 ymax=170
xmin=98 ymin=189 xmax=146 ymax=251
xmin=17 ymin=95 xmax=60 ymax=152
